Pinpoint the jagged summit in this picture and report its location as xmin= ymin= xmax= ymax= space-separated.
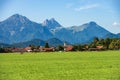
xmin=42 ymin=18 xmax=62 ymax=29
xmin=49 ymin=18 xmax=57 ymax=23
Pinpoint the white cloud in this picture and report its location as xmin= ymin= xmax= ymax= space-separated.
xmin=112 ymin=22 xmax=120 ymax=27
xmin=74 ymin=4 xmax=99 ymax=11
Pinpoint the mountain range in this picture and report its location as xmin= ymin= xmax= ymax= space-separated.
xmin=0 ymin=14 xmax=120 ymax=47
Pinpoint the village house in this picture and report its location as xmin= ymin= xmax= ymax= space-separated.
xmin=12 ymin=48 xmax=26 ymax=52
xmin=40 ymin=47 xmax=55 ymax=52
xmin=65 ymin=45 xmax=73 ymax=51
xmin=89 ymin=46 xmax=103 ymax=51
xmin=64 ymin=41 xmax=73 ymax=51
xmin=25 ymin=46 xmax=32 ymax=52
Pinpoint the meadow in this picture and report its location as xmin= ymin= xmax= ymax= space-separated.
xmin=0 ymin=51 xmax=120 ymax=80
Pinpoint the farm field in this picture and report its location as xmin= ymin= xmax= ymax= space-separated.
xmin=0 ymin=51 xmax=120 ymax=80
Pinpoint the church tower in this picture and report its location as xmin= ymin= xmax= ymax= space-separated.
xmin=64 ymin=41 xmax=67 ymax=51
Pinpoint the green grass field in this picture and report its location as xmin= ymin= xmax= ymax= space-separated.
xmin=0 ymin=51 xmax=120 ymax=80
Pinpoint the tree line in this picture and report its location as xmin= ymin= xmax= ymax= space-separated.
xmin=0 ymin=38 xmax=120 ymax=53
xmin=72 ymin=38 xmax=120 ymax=51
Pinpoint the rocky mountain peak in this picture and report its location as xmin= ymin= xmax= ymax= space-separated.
xmin=42 ymin=18 xmax=62 ymax=29
xmin=5 ymin=14 xmax=31 ymax=24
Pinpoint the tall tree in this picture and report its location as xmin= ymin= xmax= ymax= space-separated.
xmin=94 ymin=37 xmax=99 ymax=43
xmin=104 ymin=38 xmax=111 ymax=49
xmin=58 ymin=45 xmax=64 ymax=51
xmin=73 ymin=45 xmax=78 ymax=51
xmin=99 ymin=39 xmax=105 ymax=45
xmin=90 ymin=37 xmax=99 ymax=48
xmin=78 ymin=45 xmax=83 ymax=51
xmin=45 ymin=42 xmax=49 ymax=48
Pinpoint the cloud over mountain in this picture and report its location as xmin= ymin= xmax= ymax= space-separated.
xmin=112 ymin=22 xmax=120 ymax=27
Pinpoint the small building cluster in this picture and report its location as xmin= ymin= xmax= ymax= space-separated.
xmin=63 ymin=41 xmax=73 ymax=51
xmin=88 ymin=46 xmax=104 ymax=51
xmin=1 ymin=38 xmax=119 ymax=53
xmin=1 ymin=40 xmax=106 ymax=53
xmin=3 ymin=41 xmax=74 ymax=53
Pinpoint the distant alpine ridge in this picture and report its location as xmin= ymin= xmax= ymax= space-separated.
xmin=0 ymin=14 xmax=120 ymax=46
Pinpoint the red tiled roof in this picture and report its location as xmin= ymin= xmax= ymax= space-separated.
xmin=25 ymin=47 xmax=31 ymax=50
xmin=42 ymin=47 xmax=55 ymax=51
xmin=65 ymin=45 xmax=73 ymax=51
xmin=12 ymin=48 xmax=26 ymax=52
xmin=96 ymin=46 xmax=103 ymax=49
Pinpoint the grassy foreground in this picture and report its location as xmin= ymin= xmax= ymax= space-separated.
xmin=0 ymin=51 xmax=120 ymax=80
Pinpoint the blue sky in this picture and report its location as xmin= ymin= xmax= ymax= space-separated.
xmin=0 ymin=0 xmax=120 ymax=33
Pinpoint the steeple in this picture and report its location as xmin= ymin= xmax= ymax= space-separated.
xmin=63 ymin=38 xmax=66 ymax=46
xmin=64 ymin=41 xmax=67 ymax=51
